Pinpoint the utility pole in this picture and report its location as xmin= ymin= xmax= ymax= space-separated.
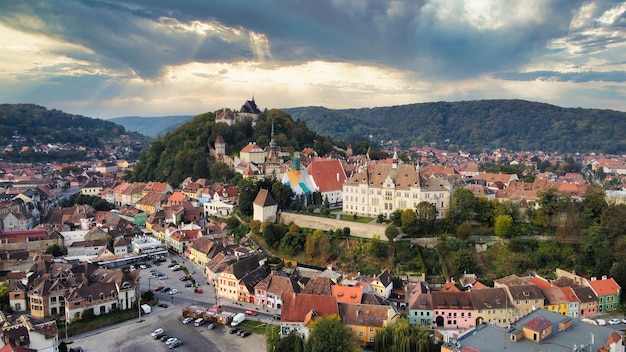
xmin=138 ymin=280 xmax=142 ymax=322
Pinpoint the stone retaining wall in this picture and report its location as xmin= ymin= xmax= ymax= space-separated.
xmin=278 ymin=212 xmax=386 ymax=239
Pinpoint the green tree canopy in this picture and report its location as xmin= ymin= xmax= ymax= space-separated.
xmin=450 ymin=188 xmax=477 ymax=223
xmin=374 ymin=317 xmax=431 ymax=352
xmin=305 ymin=315 xmax=359 ymax=352
xmin=494 ymin=214 xmax=513 ymax=238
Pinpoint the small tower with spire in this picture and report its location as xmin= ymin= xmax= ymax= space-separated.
xmin=392 ymin=149 xmax=399 ymax=169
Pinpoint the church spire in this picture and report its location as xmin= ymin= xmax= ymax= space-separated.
xmin=269 ymin=117 xmax=277 ymax=148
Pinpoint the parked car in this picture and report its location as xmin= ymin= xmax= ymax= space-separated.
xmin=162 ymin=287 xmax=171 ymax=292
xmin=273 ymin=314 xmax=281 ymax=320
xmin=160 ymin=335 xmax=170 ymax=342
xmin=207 ymin=323 xmax=217 ymax=330
xmin=153 ymin=286 xmax=164 ymax=292
xmin=165 ymin=337 xmax=178 ymax=344
xmin=159 ymin=275 xmax=169 ymax=280
xmin=621 ymin=318 xmax=626 ymax=324
xmin=140 ymin=264 xmax=147 ymax=269
xmin=182 ymin=317 xmax=194 ymax=324
xmin=150 ymin=328 xmax=164 ymax=337
xmin=229 ymin=327 xmax=241 ymax=334
xmin=168 ymin=338 xmax=182 ymax=349
xmin=69 ymin=347 xmax=84 ymax=352
xmin=597 ymin=319 xmax=607 ymax=326
xmin=240 ymin=330 xmax=251 ymax=338
xmin=147 ymin=274 xmax=156 ymax=279
xmin=169 ymin=289 xmax=178 ymax=295
xmin=185 ymin=282 xmax=193 ymax=287
xmin=153 ymin=331 xmax=165 ymax=339
xmin=609 ymin=318 xmax=621 ymax=325
xmin=168 ymin=263 xmax=176 ymax=268
xmin=179 ymin=275 xmax=189 ymax=281
xmin=245 ymin=310 xmax=258 ymax=316
xmin=158 ymin=303 xmax=169 ymax=308
xmin=194 ymin=287 xmax=203 ymax=294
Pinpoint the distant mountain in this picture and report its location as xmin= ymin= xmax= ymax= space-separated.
xmin=284 ymin=99 xmax=626 ymax=154
xmin=109 ymin=115 xmax=194 ymax=138
xmin=0 ymin=104 xmax=150 ymax=162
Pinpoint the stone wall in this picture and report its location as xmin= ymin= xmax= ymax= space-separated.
xmin=278 ymin=212 xmax=386 ymax=239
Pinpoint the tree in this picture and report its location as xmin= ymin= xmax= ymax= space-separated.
xmin=369 ymin=236 xmax=387 ymax=258
xmin=494 ymin=215 xmax=513 ymax=238
xmin=249 ymin=220 xmax=262 ymax=235
xmin=385 ymin=225 xmax=399 ymax=243
xmin=374 ymin=317 xmax=431 ymax=352
xmin=450 ymin=188 xmax=477 ymax=223
xmin=400 ymin=209 xmax=417 ymax=231
xmin=209 ymin=162 xmax=234 ymax=182
xmin=415 ymin=201 xmax=437 ymax=230
xmin=279 ymin=232 xmax=306 ymax=256
xmin=45 ymin=244 xmax=64 ymax=257
xmin=582 ymin=184 xmax=607 ymax=223
xmin=262 ymin=223 xmax=281 ymax=248
xmin=305 ymin=315 xmax=359 ymax=352
xmin=237 ymin=178 xmax=260 ymax=216
xmin=274 ymin=331 xmax=304 ymax=352
xmin=452 ymin=249 xmax=477 ymax=275
xmin=141 ymin=290 xmax=155 ymax=302
xmin=272 ymin=181 xmax=293 ymax=209
xmin=342 ymin=227 xmax=351 ymax=238
xmin=390 ymin=210 xmax=402 ymax=226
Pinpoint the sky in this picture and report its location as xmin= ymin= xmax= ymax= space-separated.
xmin=1 ymin=0 xmax=626 ymax=119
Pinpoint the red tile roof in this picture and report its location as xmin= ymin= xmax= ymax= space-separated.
xmin=588 ymin=277 xmax=621 ymax=296
xmin=281 ymin=293 xmax=338 ymax=323
xmin=306 ymin=159 xmax=346 ymax=192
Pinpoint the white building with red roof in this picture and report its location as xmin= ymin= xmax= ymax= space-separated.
xmin=306 ymin=158 xmax=346 ymax=206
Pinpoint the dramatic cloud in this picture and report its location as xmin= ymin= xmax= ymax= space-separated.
xmin=0 ymin=0 xmax=625 ymax=117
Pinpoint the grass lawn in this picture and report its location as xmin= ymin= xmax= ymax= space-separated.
xmin=235 ymin=319 xmax=279 ymax=335
xmin=61 ymin=308 xmax=139 ymax=337
xmin=339 ymin=214 xmax=373 ymax=223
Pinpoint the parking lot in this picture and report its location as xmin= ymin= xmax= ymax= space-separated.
xmin=69 ymin=306 xmax=267 ymax=352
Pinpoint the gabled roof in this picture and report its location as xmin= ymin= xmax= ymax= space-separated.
xmin=523 ymin=315 xmax=552 ymax=332
xmin=301 ymin=276 xmax=335 ymax=296
xmin=470 ymin=287 xmax=512 ymax=310
xmin=280 ymin=293 xmax=338 ymax=323
xmin=253 ymin=189 xmax=276 ymax=207
xmin=332 ymin=285 xmax=362 ymax=303
xmin=223 ymin=254 xmax=259 ymax=279
xmin=338 ymin=302 xmax=391 ymax=327
xmin=306 ymin=159 xmax=346 ymax=192
xmin=587 ymin=277 xmax=621 ymax=296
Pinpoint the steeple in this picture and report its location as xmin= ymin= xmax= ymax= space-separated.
xmin=392 ymin=149 xmax=398 ymax=169
xmin=269 ymin=117 xmax=277 ymax=148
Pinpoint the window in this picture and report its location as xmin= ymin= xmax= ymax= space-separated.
xmin=51 ymin=297 xmax=57 ymax=303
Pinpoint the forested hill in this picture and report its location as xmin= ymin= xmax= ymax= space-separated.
xmin=284 ymin=100 xmax=626 ymax=154
xmin=127 ymin=109 xmax=335 ymax=186
xmin=0 ymin=104 xmax=150 ymax=162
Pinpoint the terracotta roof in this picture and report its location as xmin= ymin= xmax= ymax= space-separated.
xmin=306 ymin=159 xmax=346 ymax=192
xmin=190 ymin=237 xmax=214 ymax=255
xmin=523 ymin=315 xmax=552 ymax=332
xmin=332 ymin=285 xmax=362 ymax=303
xmin=280 ymin=293 xmax=338 ymax=323
xmin=345 ymin=163 xmax=421 ymax=189
xmin=240 ymin=142 xmax=263 ymax=153
xmin=587 ymin=277 xmax=621 ymax=296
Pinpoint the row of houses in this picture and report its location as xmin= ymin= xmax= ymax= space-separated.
xmin=8 ymin=254 xmax=140 ymax=323
xmin=405 ymin=269 xmax=620 ymax=332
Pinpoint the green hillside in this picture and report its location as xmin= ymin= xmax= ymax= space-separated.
xmin=284 ymin=100 xmax=626 ymax=154
xmin=0 ymin=104 xmax=150 ymax=162
xmin=127 ymin=109 xmax=334 ymax=186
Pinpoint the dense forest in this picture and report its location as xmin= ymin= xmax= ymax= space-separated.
xmin=126 ymin=109 xmax=336 ymax=186
xmin=0 ymin=104 xmax=150 ymax=162
xmin=284 ymin=99 xmax=626 ymax=154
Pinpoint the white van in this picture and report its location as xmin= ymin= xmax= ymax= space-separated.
xmin=597 ymin=319 xmax=607 ymax=326
xmin=194 ymin=318 xmax=205 ymax=326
